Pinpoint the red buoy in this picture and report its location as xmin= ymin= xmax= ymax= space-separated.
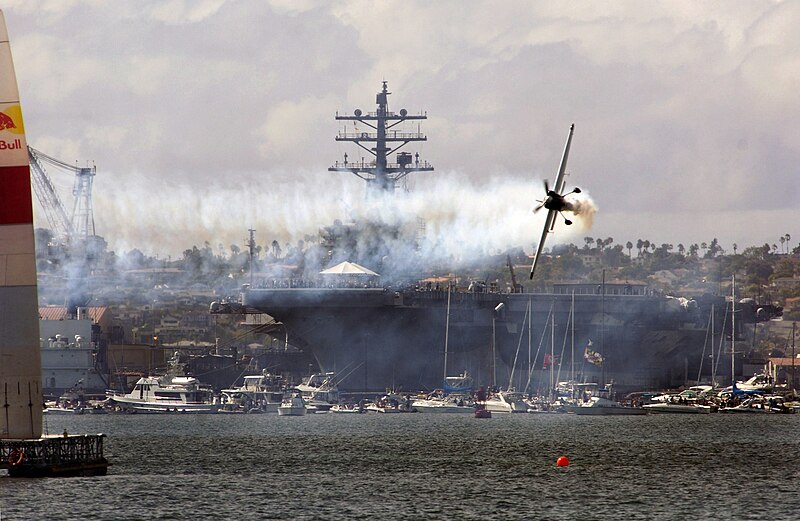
xmin=556 ymin=456 xmax=570 ymax=467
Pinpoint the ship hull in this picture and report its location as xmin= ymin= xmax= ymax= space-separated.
xmin=240 ymin=288 xmax=719 ymax=393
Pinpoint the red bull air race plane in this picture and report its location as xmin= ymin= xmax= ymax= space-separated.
xmin=529 ymin=123 xmax=581 ymax=280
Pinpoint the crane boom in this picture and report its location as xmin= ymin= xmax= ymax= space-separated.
xmin=28 ymin=146 xmax=73 ymax=238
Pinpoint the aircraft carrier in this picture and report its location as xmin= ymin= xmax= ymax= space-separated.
xmin=214 ymin=82 xmax=775 ymax=393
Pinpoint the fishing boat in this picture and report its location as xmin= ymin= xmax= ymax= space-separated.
xmin=278 ymin=389 xmax=307 ymax=416
xmin=106 ymin=375 xmax=219 ymax=413
xmin=296 ymin=372 xmax=339 ymax=412
xmin=220 ymin=371 xmax=284 ymax=413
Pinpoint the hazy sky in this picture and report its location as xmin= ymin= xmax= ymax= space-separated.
xmin=4 ymin=1 xmax=798 ymax=259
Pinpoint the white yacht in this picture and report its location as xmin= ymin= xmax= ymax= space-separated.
xmin=278 ymin=389 xmax=307 ymax=416
xmin=411 ymin=393 xmax=474 ymax=413
xmin=570 ymin=396 xmax=648 ymax=416
xmin=220 ymin=371 xmax=284 ymax=413
xmin=106 ymin=375 xmax=219 ymax=413
xmin=484 ymin=390 xmax=529 ymax=413
xmin=296 ymin=372 xmax=339 ymax=411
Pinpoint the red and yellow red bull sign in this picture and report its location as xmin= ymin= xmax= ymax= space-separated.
xmin=0 ymin=104 xmax=24 ymax=150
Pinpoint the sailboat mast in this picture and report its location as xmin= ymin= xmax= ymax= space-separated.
xmin=710 ymin=303 xmax=715 ymax=387
xmin=601 ymin=269 xmax=606 ymax=386
xmin=550 ymin=312 xmax=555 ymax=399
xmin=443 ymin=285 xmax=451 ymax=387
xmin=571 ymin=291 xmax=575 ymax=384
xmin=792 ymin=321 xmax=796 ymax=390
xmin=731 ymin=274 xmax=736 ymax=386
xmin=527 ymin=298 xmax=532 ymax=390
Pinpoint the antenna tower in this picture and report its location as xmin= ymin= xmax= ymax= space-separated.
xmin=329 ymin=81 xmax=434 ymax=194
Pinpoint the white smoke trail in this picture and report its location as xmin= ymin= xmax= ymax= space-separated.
xmin=89 ymin=170 xmax=597 ymax=265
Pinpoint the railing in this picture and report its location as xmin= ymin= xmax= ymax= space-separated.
xmin=335 ymin=131 xmax=426 ymax=140
xmin=329 ymin=160 xmax=433 ymax=171
xmin=0 ymin=434 xmax=106 ymax=469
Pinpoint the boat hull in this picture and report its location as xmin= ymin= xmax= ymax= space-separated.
xmin=108 ymin=398 xmax=219 ymax=414
xmin=238 ymin=287 xmax=740 ymax=392
xmin=642 ymin=403 xmax=711 ymax=414
xmin=278 ymin=406 xmax=307 ymax=416
xmin=571 ymin=406 xmax=648 ymax=416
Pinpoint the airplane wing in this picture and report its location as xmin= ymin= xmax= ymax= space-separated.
xmin=530 ymin=208 xmax=556 ymax=279
xmin=554 ymin=124 xmax=575 ymax=194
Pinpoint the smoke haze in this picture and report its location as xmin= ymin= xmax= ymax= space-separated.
xmin=91 ymin=172 xmax=596 ymax=264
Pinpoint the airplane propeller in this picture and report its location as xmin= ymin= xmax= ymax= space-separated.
xmin=534 ymin=180 xmax=550 ymax=213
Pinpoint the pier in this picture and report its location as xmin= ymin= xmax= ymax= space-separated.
xmin=1 ymin=433 xmax=108 ymax=477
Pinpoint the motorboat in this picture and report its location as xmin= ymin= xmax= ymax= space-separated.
xmin=329 ymin=403 xmax=366 ymax=414
xmin=484 ymin=390 xmax=529 ymax=413
xmin=365 ymin=392 xmax=414 ymax=413
xmin=474 ymin=403 xmax=492 ymax=418
xmin=43 ymin=404 xmax=84 ymax=415
xmin=278 ymin=389 xmax=307 ymax=416
xmin=643 ymin=388 xmax=714 ymax=413
xmin=719 ymin=396 xmax=795 ymax=414
xmin=570 ymin=396 xmax=648 ymax=416
xmin=735 ymin=372 xmax=785 ymax=392
xmin=106 ymin=375 xmax=219 ymax=413
xmin=220 ymin=371 xmax=284 ymax=413
xmin=296 ymin=372 xmax=339 ymax=411
xmin=411 ymin=392 xmax=474 ymax=413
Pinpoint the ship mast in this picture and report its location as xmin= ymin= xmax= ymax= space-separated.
xmin=329 ymin=81 xmax=434 ymax=194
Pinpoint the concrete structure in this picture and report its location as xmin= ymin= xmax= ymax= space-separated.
xmin=39 ymin=307 xmax=111 ymax=395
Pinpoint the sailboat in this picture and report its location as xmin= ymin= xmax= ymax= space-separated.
xmin=412 ymin=286 xmax=474 ymax=413
xmin=484 ymin=299 xmax=530 ymax=413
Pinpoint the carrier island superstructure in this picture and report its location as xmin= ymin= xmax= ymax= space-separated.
xmin=214 ymin=82 xmax=773 ymax=394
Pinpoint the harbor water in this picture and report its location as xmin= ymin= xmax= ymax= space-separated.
xmin=2 ymin=413 xmax=798 ymax=520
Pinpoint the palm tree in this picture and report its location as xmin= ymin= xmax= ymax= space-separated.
xmin=732 ymin=243 xmax=738 ymax=255
xmin=636 ymin=239 xmax=643 ymax=257
xmin=780 ymin=236 xmax=786 ymax=253
xmin=626 ymin=241 xmax=633 ymax=259
xmin=677 ymin=243 xmax=685 ymax=256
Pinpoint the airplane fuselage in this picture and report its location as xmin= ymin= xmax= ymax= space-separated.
xmin=544 ymin=193 xmax=568 ymax=212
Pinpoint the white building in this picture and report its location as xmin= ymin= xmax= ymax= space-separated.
xmin=39 ymin=307 xmax=109 ymax=396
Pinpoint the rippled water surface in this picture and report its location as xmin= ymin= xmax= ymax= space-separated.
xmin=2 ymin=412 xmax=799 ymax=520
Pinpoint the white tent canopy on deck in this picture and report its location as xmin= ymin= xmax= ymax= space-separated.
xmin=319 ymin=261 xmax=380 ymax=276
